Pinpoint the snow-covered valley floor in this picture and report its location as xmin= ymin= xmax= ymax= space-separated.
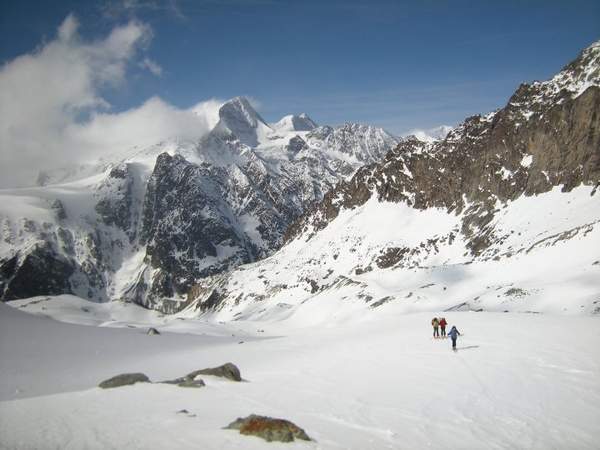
xmin=1 ymin=298 xmax=599 ymax=449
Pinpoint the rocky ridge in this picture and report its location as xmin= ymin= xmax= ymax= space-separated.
xmin=286 ymin=40 xmax=600 ymax=252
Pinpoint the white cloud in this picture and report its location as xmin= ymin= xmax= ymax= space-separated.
xmin=57 ymin=13 xmax=79 ymax=41
xmin=190 ymin=98 xmax=223 ymax=130
xmin=140 ymin=57 xmax=163 ymax=76
xmin=67 ymin=97 xmax=220 ymax=154
xmin=244 ymin=96 xmax=262 ymax=111
xmin=0 ymin=15 xmax=216 ymax=188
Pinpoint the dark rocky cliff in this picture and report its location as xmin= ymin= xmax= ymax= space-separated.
xmin=285 ymin=43 xmax=600 ymax=260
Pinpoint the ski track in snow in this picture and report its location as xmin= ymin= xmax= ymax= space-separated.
xmin=1 ymin=299 xmax=599 ymax=449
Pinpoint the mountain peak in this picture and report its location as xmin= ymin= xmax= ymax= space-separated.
xmin=559 ymin=39 xmax=600 ymax=85
xmin=502 ymin=39 xmax=600 ymax=125
xmin=273 ymin=113 xmax=318 ymax=132
xmin=579 ymin=39 xmax=600 ymax=60
xmin=405 ymin=125 xmax=453 ymax=143
xmin=215 ymin=97 xmax=271 ymax=146
xmin=219 ymin=97 xmax=261 ymax=125
xmin=526 ymin=39 xmax=600 ymax=104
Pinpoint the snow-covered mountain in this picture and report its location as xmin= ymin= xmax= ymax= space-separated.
xmin=3 ymin=41 xmax=599 ymax=318
xmin=183 ymin=40 xmax=600 ymax=320
xmin=404 ymin=125 xmax=453 ymax=143
xmin=272 ymin=113 xmax=318 ymax=132
xmin=0 ymin=99 xmax=399 ymax=309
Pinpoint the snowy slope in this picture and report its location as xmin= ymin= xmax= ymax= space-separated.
xmin=1 ymin=301 xmax=599 ymax=449
xmin=186 ymin=184 xmax=600 ymax=322
xmin=0 ymin=300 xmax=247 ymax=400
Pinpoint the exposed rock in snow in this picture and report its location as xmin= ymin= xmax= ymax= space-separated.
xmin=98 ymin=373 xmax=150 ymax=389
xmin=187 ymin=362 xmax=242 ymax=382
xmin=225 ymin=414 xmax=312 ymax=442
xmin=1 ymin=243 xmax=75 ymax=301
xmin=161 ymin=376 xmax=206 ymax=388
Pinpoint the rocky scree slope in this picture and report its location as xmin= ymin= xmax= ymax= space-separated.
xmin=185 ymin=41 xmax=600 ymax=319
xmin=0 ymin=98 xmax=398 ymax=310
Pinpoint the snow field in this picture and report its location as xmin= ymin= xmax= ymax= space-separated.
xmin=1 ymin=300 xmax=599 ymax=449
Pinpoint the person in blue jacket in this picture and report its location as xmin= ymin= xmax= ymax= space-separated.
xmin=448 ymin=325 xmax=461 ymax=351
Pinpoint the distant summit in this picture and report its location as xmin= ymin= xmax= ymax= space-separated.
xmin=272 ymin=113 xmax=318 ymax=132
xmin=404 ymin=125 xmax=453 ymax=143
xmin=214 ymin=97 xmax=272 ymax=147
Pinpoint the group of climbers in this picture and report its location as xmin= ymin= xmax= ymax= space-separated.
xmin=431 ymin=317 xmax=461 ymax=351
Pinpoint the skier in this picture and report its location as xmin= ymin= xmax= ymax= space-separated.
xmin=431 ymin=317 xmax=440 ymax=338
xmin=439 ymin=317 xmax=447 ymax=337
xmin=448 ymin=325 xmax=461 ymax=351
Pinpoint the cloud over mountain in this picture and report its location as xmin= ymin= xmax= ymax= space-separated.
xmin=0 ymin=14 xmax=218 ymax=188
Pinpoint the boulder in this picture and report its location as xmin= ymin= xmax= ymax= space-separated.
xmin=161 ymin=376 xmax=205 ymax=388
xmin=99 ymin=373 xmax=150 ymax=389
xmin=147 ymin=327 xmax=161 ymax=335
xmin=176 ymin=378 xmax=205 ymax=388
xmin=187 ymin=362 xmax=241 ymax=382
xmin=225 ymin=414 xmax=311 ymax=442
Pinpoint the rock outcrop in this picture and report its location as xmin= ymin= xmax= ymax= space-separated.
xmin=159 ymin=363 xmax=241 ymax=386
xmin=161 ymin=376 xmax=206 ymax=388
xmin=187 ymin=362 xmax=242 ymax=382
xmin=99 ymin=373 xmax=150 ymax=389
xmin=94 ymin=163 xmax=135 ymax=236
xmin=225 ymin=415 xmax=311 ymax=442
xmin=1 ymin=243 xmax=74 ymax=301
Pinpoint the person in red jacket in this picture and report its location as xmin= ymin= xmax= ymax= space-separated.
xmin=439 ymin=317 xmax=448 ymax=337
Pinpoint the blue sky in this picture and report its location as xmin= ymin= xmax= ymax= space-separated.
xmin=1 ymin=0 xmax=599 ymax=134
